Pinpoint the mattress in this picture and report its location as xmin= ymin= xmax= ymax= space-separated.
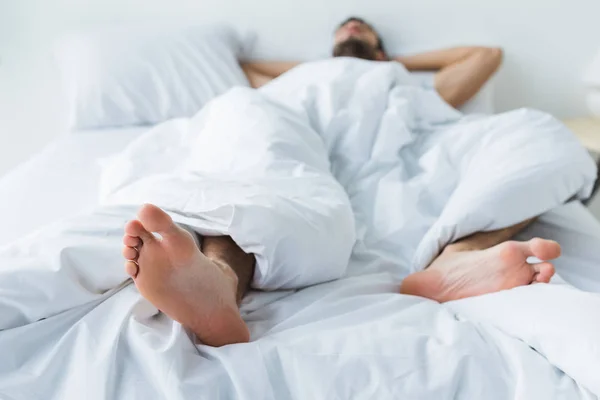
xmin=0 ymin=127 xmax=146 ymax=247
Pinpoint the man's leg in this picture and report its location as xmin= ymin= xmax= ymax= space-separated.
xmin=119 ymin=89 xmax=355 ymax=346
xmin=201 ymin=235 xmax=255 ymax=304
xmin=122 ymin=204 xmax=254 ymax=347
xmin=400 ymin=218 xmax=561 ymax=302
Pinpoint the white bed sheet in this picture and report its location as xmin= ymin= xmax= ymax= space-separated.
xmin=0 ymin=127 xmax=146 ymax=247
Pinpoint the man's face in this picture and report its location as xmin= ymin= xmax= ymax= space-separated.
xmin=333 ymin=18 xmax=385 ymax=61
xmin=334 ymin=18 xmax=379 ymax=49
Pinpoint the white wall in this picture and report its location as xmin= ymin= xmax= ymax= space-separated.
xmin=1 ymin=0 xmax=599 ymax=176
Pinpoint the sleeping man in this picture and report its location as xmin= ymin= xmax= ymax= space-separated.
xmin=241 ymin=17 xmax=504 ymax=109
xmin=120 ymin=17 xmax=561 ymax=347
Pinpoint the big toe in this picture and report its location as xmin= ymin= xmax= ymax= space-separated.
xmin=529 ymin=238 xmax=561 ymax=261
xmin=137 ymin=204 xmax=198 ymax=259
xmin=124 ymin=220 xmax=153 ymax=242
xmin=137 ymin=204 xmax=177 ymax=235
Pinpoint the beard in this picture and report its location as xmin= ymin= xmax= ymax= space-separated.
xmin=332 ymin=38 xmax=379 ymax=61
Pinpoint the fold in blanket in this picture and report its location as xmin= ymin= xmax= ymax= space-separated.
xmin=1 ymin=58 xmax=598 ymax=399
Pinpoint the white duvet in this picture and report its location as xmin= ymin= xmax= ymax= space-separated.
xmin=1 ymin=59 xmax=600 ymax=399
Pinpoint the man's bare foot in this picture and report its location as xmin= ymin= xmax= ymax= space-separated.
xmin=400 ymin=238 xmax=560 ymax=302
xmin=121 ymin=204 xmax=249 ymax=347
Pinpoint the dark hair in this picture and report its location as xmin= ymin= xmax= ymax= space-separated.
xmin=337 ymin=17 xmax=385 ymax=53
xmin=332 ymin=38 xmax=379 ymax=61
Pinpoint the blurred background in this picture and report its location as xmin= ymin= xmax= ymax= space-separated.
xmin=1 ymin=0 xmax=599 ymax=176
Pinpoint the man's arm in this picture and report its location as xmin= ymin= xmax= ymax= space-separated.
xmin=395 ymin=47 xmax=503 ymax=109
xmin=240 ymin=61 xmax=300 ymax=89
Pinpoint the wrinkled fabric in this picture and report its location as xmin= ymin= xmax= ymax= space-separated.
xmin=1 ymin=58 xmax=599 ymax=400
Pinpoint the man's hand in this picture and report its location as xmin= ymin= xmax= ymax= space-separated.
xmin=395 ymin=47 xmax=503 ymax=108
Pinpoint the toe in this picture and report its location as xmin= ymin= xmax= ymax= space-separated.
xmin=532 ymin=262 xmax=555 ymax=283
xmin=529 ymin=238 xmax=561 ymax=261
xmin=510 ymin=238 xmax=561 ymax=261
xmin=137 ymin=204 xmax=178 ymax=236
xmin=122 ymin=246 xmax=139 ymax=261
xmin=125 ymin=220 xmax=154 ymax=243
xmin=125 ymin=261 xmax=139 ymax=278
xmin=123 ymin=235 xmax=141 ymax=247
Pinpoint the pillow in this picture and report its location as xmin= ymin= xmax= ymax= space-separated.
xmin=410 ymin=71 xmax=495 ymax=114
xmin=54 ymin=24 xmax=250 ymax=130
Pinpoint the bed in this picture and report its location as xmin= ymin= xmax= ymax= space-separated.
xmin=2 ymin=25 xmax=600 ymax=400
xmin=0 ymin=128 xmax=145 ymax=247
xmin=2 ymin=128 xmax=600 ymax=399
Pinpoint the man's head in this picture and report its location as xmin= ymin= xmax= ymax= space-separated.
xmin=333 ymin=17 xmax=386 ymax=61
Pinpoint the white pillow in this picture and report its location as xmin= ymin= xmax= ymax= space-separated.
xmin=54 ymin=24 xmax=249 ymax=130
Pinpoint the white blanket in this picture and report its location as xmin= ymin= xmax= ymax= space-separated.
xmin=1 ymin=59 xmax=599 ymax=399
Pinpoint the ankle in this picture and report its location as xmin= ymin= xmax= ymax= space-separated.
xmin=207 ymin=256 xmax=242 ymax=298
xmin=210 ymin=257 xmax=238 ymax=279
xmin=200 ymin=235 xmax=255 ymax=304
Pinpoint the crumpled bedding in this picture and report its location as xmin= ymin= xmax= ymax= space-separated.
xmin=1 ymin=58 xmax=599 ymax=399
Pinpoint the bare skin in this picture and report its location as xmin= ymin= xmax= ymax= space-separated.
xmin=241 ymin=18 xmax=503 ymax=109
xmin=399 ymin=220 xmax=561 ymax=302
xmin=122 ymin=203 xmax=561 ymax=347
xmin=122 ymin=204 xmax=254 ymax=347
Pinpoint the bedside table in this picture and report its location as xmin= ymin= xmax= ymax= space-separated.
xmin=563 ymin=117 xmax=600 ymax=204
